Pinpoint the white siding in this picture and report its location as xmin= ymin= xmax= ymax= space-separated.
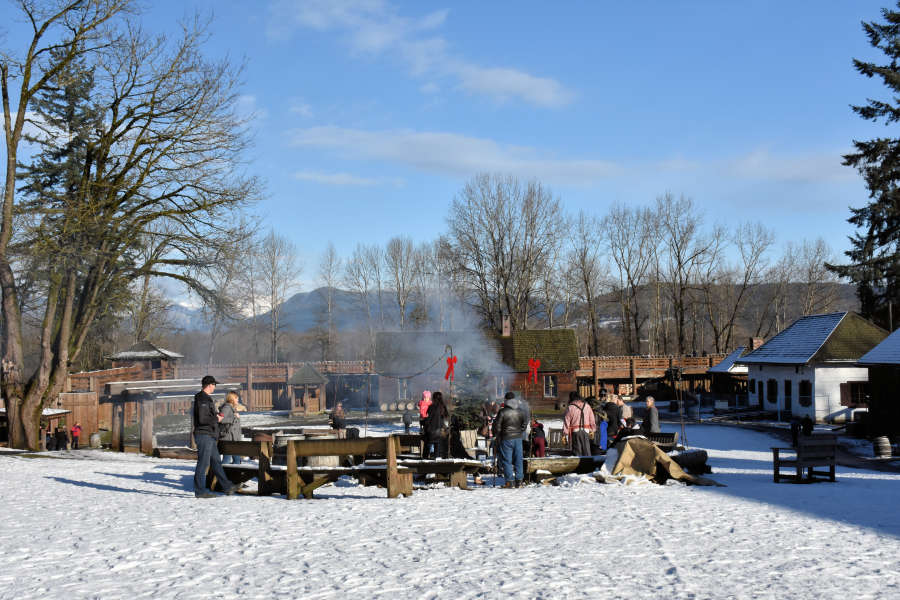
xmin=746 ymin=363 xmax=868 ymax=422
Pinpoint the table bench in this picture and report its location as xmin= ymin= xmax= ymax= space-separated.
xmin=771 ymin=433 xmax=837 ymax=483
xmin=215 ymin=435 xmax=413 ymax=499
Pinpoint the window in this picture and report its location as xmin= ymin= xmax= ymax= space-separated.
xmin=749 ymin=378 xmax=756 ymax=394
xmin=543 ymin=375 xmax=558 ymax=398
xmin=798 ymin=380 xmax=812 ymax=407
xmin=840 ymin=381 xmax=869 ymax=406
xmin=767 ymin=379 xmax=778 ymax=404
xmin=151 ymin=359 xmax=161 ymax=370
xmin=784 ymin=380 xmax=792 ymax=400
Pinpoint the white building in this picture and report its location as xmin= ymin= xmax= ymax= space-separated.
xmin=736 ymin=312 xmax=887 ymax=423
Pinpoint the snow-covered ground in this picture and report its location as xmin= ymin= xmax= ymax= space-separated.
xmin=2 ymin=425 xmax=899 ymax=599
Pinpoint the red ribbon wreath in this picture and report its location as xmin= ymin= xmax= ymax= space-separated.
xmin=445 ymin=355 xmax=457 ymax=381
xmin=528 ymin=358 xmax=541 ymax=384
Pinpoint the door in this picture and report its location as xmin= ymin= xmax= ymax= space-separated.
xmin=757 ymin=380 xmax=764 ymax=408
xmin=784 ymin=380 xmax=792 ymax=413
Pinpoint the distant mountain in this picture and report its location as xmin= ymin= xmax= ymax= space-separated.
xmin=167 ymin=303 xmax=207 ymax=331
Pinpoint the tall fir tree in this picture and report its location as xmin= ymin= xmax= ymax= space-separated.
xmin=830 ymin=3 xmax=900 ymax=327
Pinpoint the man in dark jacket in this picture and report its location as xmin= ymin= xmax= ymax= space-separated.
xmin=493 ymin=393 xmax=527 ymax=487
xmin=193 ymin=375 xmax=236 ymax=498
xmin=604 ymin=397 xmax=622 ymax=438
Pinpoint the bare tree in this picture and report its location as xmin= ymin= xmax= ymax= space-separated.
xmin=445 ymin=173 xmax=564 ymax=332
xmin=569 ymin=211 xmax=606 ymax=355
xmin=317 ymin=241 xmax=341 ymax=360
xmin=601 ymin=203 xmax=659 ymax=354
xmin=384 ymin=236 xmax=416 ymax=329
xmin=657 ymin=193 xmax=717 ymax=355
xmin=2 ymin=8 xmax=259 ymax=449
xmin=700 ymin=222 xmax=774 ymax=352
xmin=798 ymin=237 xmax=838 ymax=315
xmin=344 ymin=243 xmax=378 ymax=356
xmin=258 ymin=230 xmax=301 ymax=363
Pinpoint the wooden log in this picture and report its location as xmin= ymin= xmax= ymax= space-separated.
xmin=524 ymin=456 xmax=603 ymax=475
xmin=111 ymin=401 xmax=124 ymax=452
xmin=385 ymin=434 xmax=401 ymax=498
xmin=671 ymin=449 xmax=710 ymax=475
xmin=153 ymin=447 xmax=198 ymax=460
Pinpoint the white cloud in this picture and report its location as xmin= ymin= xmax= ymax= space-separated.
xmin=726 ymin=148 xmax=853 ymax=183
xmin=419 ymin=82 xmax=440 ymax=95
xmin=268 ymin=0 xmax=573 ymax=108
xmin=236 ymin=95 xmax=269 ymax=121
xmin=289 ymin=99 xmax=313 ymax=118
xmin=294 ymin=169 xmax=403 ymax=186
xmin=287 ymin=126 xmax=621 ymax=183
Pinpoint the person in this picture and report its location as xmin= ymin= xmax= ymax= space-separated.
xmin=620 ymin=396 xmax=633 ymax=421
xmin=801 ymin=414 xmax=814 ymax=436
xmin=192 ymin=375 xmax=236 ymax=498
xmin=529 ymin=417 xmax=546 ymax=457
xmin=563 ymin=391 xmax=596 ymax=456
xmin=641 ymin=396 xmax=660 ymax=434
xmin=493 ymin=393 xmax=526 ymax=487
xmin=604 ymin=395 xmax=622 ymax=439
xmin=219 ymin=391 xmax=243 ymax=464
xmin=480 ymin=400 xmax=498 ymax=456
xmin=70 ymin=422 xmax=82 ymax=450
xmin=790 ymin=416 xmax=801 ymax=447
xmin=423 ymin=391 xmax=449 ymax=458
xmin=401 ymin=409 xmax=413 ymax=434
xmin=609 ymin=417 xmax=642 ymax=447
xmin=55 ymin=427 xmax=68 ymax=451
xmin=417 ymin=390 xmax=432 ymax=430
xmin=331 ymin=402 xmax=346 ymax=434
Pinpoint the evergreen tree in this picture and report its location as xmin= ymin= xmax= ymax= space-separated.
xmin=830 ymin=3 xmax=900 ymax=327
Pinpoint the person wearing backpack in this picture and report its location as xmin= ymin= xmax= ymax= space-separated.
xmin=563 ymin=391 xmax=595 ymax=456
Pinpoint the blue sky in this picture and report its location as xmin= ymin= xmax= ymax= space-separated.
xmin=6 ymin=1 xmax=895 ymax=278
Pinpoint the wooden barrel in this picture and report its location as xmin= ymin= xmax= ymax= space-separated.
xmin=379 ymin=403 xmax=388 ymax=412
xmin=874 ymin=436 xmax=892 ymax=458
xmin=89 ymin=432 xmax=102 ymax=449
xmin=305 ymin=433 xmax=340 ymax=467
xmin=388 ymin=402 xmax=398 ymax=412
xmin=406 ymin=402 xmax=415 ymax=411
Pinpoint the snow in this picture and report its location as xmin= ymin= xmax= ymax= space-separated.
xmin=2 ymin=424 xmax=900 ymax=599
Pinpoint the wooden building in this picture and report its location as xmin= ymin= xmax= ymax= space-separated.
xmin=108 ymin=340 xmax=182 ymax=379
xmin=374 ymin=328 xmax=580 ymax=412
xmin=285 ymin=363 xmax=328 ymax=415
xmin=857 ymin=327 xmax=900 ymax=436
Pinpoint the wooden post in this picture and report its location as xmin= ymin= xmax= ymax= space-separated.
xmin=593 ymin=357 xmax=599 ymax=398
xmin=286 ymin=440 xmax=299 ymax=499
xmin=246 ymin=365 xmax=253 ymax=411
xmin=111 ymin=396 xmax=124 ymax=452
xmin=385 ymin=434 xmax=403 ymax=498
xmin=139 ymin=392 xmax=155 ymax=455
xmin=630 ymin=357 xmax=636 ymax=395
xmin=256 ymin=438 xmax=274 ymax=496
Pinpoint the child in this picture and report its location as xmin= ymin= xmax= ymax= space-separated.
xmin=530 ymin=418 xmax=546 ymax=457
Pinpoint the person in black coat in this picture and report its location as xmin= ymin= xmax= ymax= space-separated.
xmin=423 ymin=391 xmax=449 ymax=458
xmin=192 ymin=375 xmax=236 ymax=498
xmin=801 ymin=414 xmax=814 ymax=436
xmin=604 ymin=398 xmax=622 ymax=438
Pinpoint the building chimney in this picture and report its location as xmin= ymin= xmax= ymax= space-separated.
xmin=502 ymin=314 xmax=511 ymax=337
xmin=749 ymin=337 xmax=763 ymax=351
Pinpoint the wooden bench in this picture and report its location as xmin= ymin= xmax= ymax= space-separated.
xmin=215 ymin=435 xmax=414 ymax=499
xmin=547 ymin=428 xmax=571 ymax=455
xmin=645 ymin=431 xmax=679 ymax=451
xmin=771 ymin=433 xmax=837 ymax=483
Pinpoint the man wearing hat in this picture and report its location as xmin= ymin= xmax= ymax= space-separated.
xmin=192 ymin=375 xmax=236 ymax=498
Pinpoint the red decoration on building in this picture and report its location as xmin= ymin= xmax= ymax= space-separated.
xmin=528 ymin=358 xmax=541 ymax=384
xmin=444 ymin=355 xmax=457 ymax=381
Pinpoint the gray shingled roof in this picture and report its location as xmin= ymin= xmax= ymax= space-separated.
xmin=708 ymin=347 xmax=748 ymax=374
xmin=859 ymin=327 xmax=900 ymax=365
xmin=289 ymin=363 xmax=328 ymax=385
xmin=738 ymin=312 xmax=886 ymax=365
xmin=108 ymin=340 xmax=184 ymax=360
